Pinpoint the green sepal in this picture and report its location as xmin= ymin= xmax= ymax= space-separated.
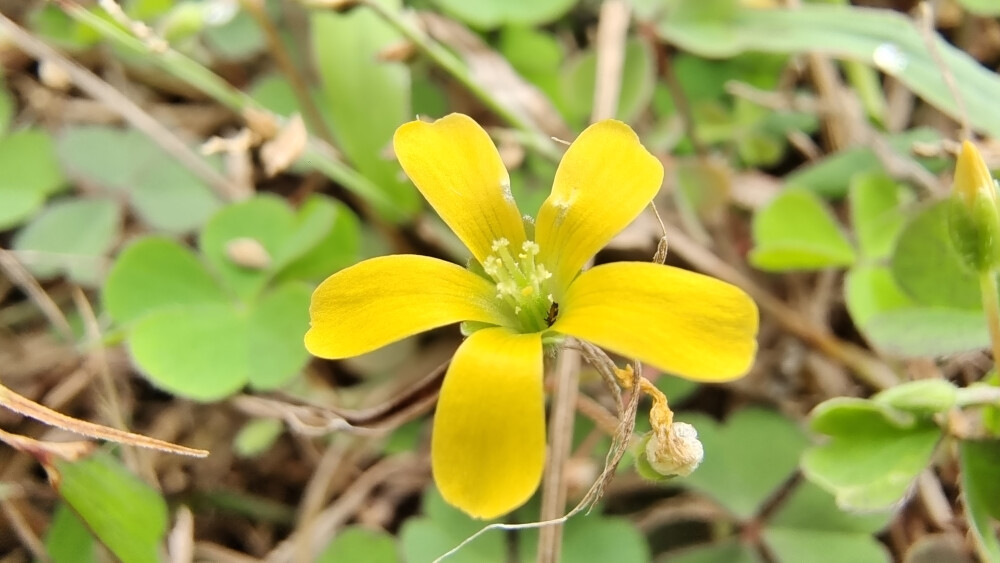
xmin=947 ymin=194 xmax=1000 ymax=273
xmin=459 ymin=320 xmax=493 ymax=336
xmin=634 ymin=432 xmax=680 ymax=482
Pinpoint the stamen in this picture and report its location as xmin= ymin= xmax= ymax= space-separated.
xmin=482 ymin=237 xmax=555 ymax=333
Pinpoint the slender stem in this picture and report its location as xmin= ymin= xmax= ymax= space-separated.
xmin=537 ymin=346 xmax=580 ymax=563
xmin=240 ymin=0 xmax=338 ymax=146
xmin=980 ymin=271 xmax=1000 ymax=366
xmin=956 ymin=385 xmax=1000 ymax=407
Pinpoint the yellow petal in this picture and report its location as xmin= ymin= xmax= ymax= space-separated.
xmin=552 ymin=262 xmax=759 ymax=381
xmin=954 ymin=140 xmax=996 ymax=205
xmin=394 ymin=114 xmax=526 ymax=263
xmin=305 ymin=255 xmax=504 ymax=359
xmin=536 ymin=120 xmax=663 ymax=291
xmin=432 ymin=327 xmax=545 ymax=519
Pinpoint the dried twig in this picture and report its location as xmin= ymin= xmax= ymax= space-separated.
xmin=0 ymin=382 xmax=208 ymax=457
xmin=591 ymin=0 xmax=631 ymax=123
xmin=537 ymin=345 xmax=581 ymax=563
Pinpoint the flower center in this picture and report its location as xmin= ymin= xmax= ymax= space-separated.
xmin=482 ymin=238 xmax=555 ymax=333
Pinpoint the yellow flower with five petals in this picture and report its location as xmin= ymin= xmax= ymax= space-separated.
xmin=305 ymin=114 xmax=759 ymax=519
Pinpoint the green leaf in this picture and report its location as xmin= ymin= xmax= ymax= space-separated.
xmin=763 ymin=482 xmax=891 ymax=563
xmin=518 ymin=514 xmax=650 ymax=563
xmin=50 ymin=451 xmax=168 ymax=563
xmin=499 ymin=26 xmax=564 ymax=111
xmin=199 ymin=195 xmax=298 ymax=301
xmin=891 ymin=200 xmax=982 ymax=309
xmin=872 ymin=380 xmax=958 ymax=415
xmin=649 ymin=4 xmax=1000 ymax=140
xmin=44 ymin=503 xmax=97 ymax=563
xmin=846 ymin=266 xmax=988 ymax=357
xmin=668 ymin=541 xmax=762 ymax=563
xmin=234 ymin=418 xmax=284 ymax=458
xmin=127 ymin=283 xmax=310 ymax=401
xmin=428 ymin=0 xmax=576 ymax=28
xmin=679 ymin=408 xmax=808 ymax=519
xmin=57 ymin=126 xmax=221 ymax=232
xmin=400 ymin=486 xmax=506 ymax=563
xmin=786 ymin=128 xmax=944 ymax=198
xmin=318 ymin=526 xmax=399 ymax=563
xmin=202 ymin=9 xmax=266 ymax=60
xmin=802 ymin=398 xmax=941 ymax=512
xmin=311 ymin=1 xmax=418 ymax=221
xmin=12 ymin=198 xmax=119 ymax=286
xmin=849 ymin=172 xmax=910 ymax=261
xmin=959 ymin=440 xmax=1000 ymax=562
xmin=561 ymin=38 xmax=655 ymax=126
xmin=750 ymin=189 xmax=856 ymax=272
xmin=273 ymin=195 xmax=361 ymax=282
xmin=0 ymin=129 xmax=66 ymax=230
xmin=844 ymin=265 xmax=915 ymax=328
xmin=246 ymin=283 xmax=312 ymax=389
xmin=104 ymin=237 xmax=228 ymax=325
xmin=129 ymin=304 xmax=252 ymax=400
xmin=864 ymin=308 xmax=989 ymax=357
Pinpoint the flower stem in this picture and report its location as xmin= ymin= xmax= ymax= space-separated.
xmin=980 ymin=271 xmax=1000 ymax=366
xmin=537 ymin=346 xmax=580 ymax=563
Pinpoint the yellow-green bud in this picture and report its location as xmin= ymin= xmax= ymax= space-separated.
xmin=948 ymin=141 xmax=1000 ymax=273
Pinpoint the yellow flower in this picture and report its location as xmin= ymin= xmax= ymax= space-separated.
xmin=305 ymin=114 xmax=759 ymax=519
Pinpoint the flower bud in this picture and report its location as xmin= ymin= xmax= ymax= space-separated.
xmin=948 ymin=141 xmax=1000 ymax=273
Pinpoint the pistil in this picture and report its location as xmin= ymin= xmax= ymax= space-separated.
xmin=482 ymin=238 xmax=555 ymax=332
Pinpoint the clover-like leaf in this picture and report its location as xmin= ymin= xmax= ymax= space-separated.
xmin=12 ymin=197 xmax=119 ymax=286
xmin=845 ymin=265 xmax=989 ymax=357
xmin=679 ymin=408 xmax=808 ymax=519
xmin=0 ymin=129 xmax=66 ymax=230
xmin=803 ymin=398 xmax=941 ymax=512
xmin=126 ymin=282 xmax=310 ymax=401
xmin=750 ymin=188 xmax=856 ymax=272
xmin=849 ymin=172 xmax=910 ymax=262
xmin=892 ymin=198 xmax=982 ymax=310
xmin=104 ymin=237 xmax=228 ymax=325
xmin=57 ymin=126 xmax=221 ymax=232
xmin=763 ymin=482 xmax=891 ymax=563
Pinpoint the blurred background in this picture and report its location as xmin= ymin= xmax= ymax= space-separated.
xmin=1 ymin=0 xmax=1000 ymax=561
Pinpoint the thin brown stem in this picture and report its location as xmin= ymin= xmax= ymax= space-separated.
xmin=537 ymin=346 xmax=581 ymax=563
xmin=241 ymin=0 xmax=337 ymax=146
xmin=0 ymin=382 xmax=208 ymax=457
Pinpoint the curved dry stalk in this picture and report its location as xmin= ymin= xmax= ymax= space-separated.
xmin=0 ymin=383 xmax=208 ymax=458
